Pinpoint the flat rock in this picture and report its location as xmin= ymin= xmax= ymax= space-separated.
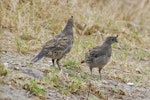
xmin=20 ymin=67 xmax=45 ymax=78
xmin=0 ymin=84 xmax=32 ymax=100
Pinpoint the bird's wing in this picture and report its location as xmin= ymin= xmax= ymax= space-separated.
xmin=43 ymin=35 xmax=73 ymax=53
xmin=87 ymin=46 xmax=106 ymax=58
xmin=84 ymin=46 xmax=107 ymax=64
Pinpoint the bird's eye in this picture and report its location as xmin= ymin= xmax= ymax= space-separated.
xmin=111 ymin=38 xmax=114 ymax=41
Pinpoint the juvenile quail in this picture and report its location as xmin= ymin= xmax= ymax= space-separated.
xmin=81 ymin=35 xmax=118 ymax=78
xmin=32 ymin=16 xmax=74 ymax=69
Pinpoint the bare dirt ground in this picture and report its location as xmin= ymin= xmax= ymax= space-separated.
xmin=0 ymin=45 xmax=150 ymax=100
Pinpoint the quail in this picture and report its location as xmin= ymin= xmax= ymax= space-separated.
xmin=81 ymin=35 xmax=118 ymax=78
xmin=32 ymin=16 xmax=74 ymax=69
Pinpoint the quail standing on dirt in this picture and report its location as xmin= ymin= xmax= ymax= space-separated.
xmin=81 ymin=35 xmax=118 ymax=78
xmin=32 ymin=16 xmax=74 ymax=69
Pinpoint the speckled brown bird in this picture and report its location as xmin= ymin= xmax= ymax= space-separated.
xmin=81 ymin=35 xmax=118 ymax=78
xmin=32 ymin=16 xmax=74 ymax=69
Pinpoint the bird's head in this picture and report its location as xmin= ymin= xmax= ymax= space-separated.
xmin=62 ymin=16 xmax=74 ymax=35
xmin=66 ymin=16 xmax=74 ymax=27
xmin=105 ymin=35 xmax=118 ymax=44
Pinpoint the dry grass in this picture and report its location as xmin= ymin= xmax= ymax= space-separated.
xmin=0 ymin=0 xmax=150 ymax=99
xmin=0 ymin=0 xmax=149 ymax=52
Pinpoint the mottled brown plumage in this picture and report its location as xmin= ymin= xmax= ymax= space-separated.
xmin=81 ymin=35 xmax=118 ymax=78
xmin=32 ymin=16 xmax=74 ymax=69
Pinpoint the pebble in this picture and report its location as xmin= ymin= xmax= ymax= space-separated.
xmin=127 ymin=82 xmax=134 ymax=86
xmin=3 ymin=63 xmax=8 ymax=69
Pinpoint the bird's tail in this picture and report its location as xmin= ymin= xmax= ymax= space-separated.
xmin=81 ymin=60 xmax=85 ymax=63
xmin=32 ymin=50 xmax=47 ymax=63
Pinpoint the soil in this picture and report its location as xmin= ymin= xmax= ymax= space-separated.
xmin=0 ymin=52 xmax=150 ymax=100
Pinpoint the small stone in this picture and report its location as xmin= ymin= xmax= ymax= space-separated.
xmin=14 ymin=66 xmax=20 ymax=70
xmin=4 ymin=63 xmax=8 ymax=69
xmin=101 ymin=80 xmax=108 ymax=84
xmin=127 ymin=82 xmax=134 ymax=86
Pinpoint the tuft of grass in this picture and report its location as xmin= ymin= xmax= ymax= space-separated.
xmin=14 ymin=37 xmax=29 ymax=54
xmin=23 ymin=79 xmax=45 ymax=97
xmin=61 ymin=79 xmax=83 ymax=95
xmin=0 ymin=63 xmax=7 ymax=76
xmin=63 ymin=59 xmax=81 ymax=71
xmin=19 ymin=31 xmax=35 ymax=41
xmin=43 ymin=67 xmax=62 ymax=88
xmin=134 ymin=49 xmax=150 ymax=59
xmin=14 ymin=37 xmax=37 ymax=54
xmin=49 ymin=72 xmax=61 ymax=88
xmin=111 ymin=87 xmax=127 ymax=95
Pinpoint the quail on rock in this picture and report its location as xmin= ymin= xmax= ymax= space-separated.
xmin=81 ymin=35 xmax=118 ymax=78
xmin=32 ymin=16 xmax=74 ymax=69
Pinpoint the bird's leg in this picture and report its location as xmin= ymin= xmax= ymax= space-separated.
xmin=56 ymin=59 xmax=61 ymax=70
xmin=90 ymin=67 xmax=93 ymax=75
xmin=52 ymin=59 xmax=55 ymax=66
xmin=99 ymin=68 xmax=102 ymax=79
